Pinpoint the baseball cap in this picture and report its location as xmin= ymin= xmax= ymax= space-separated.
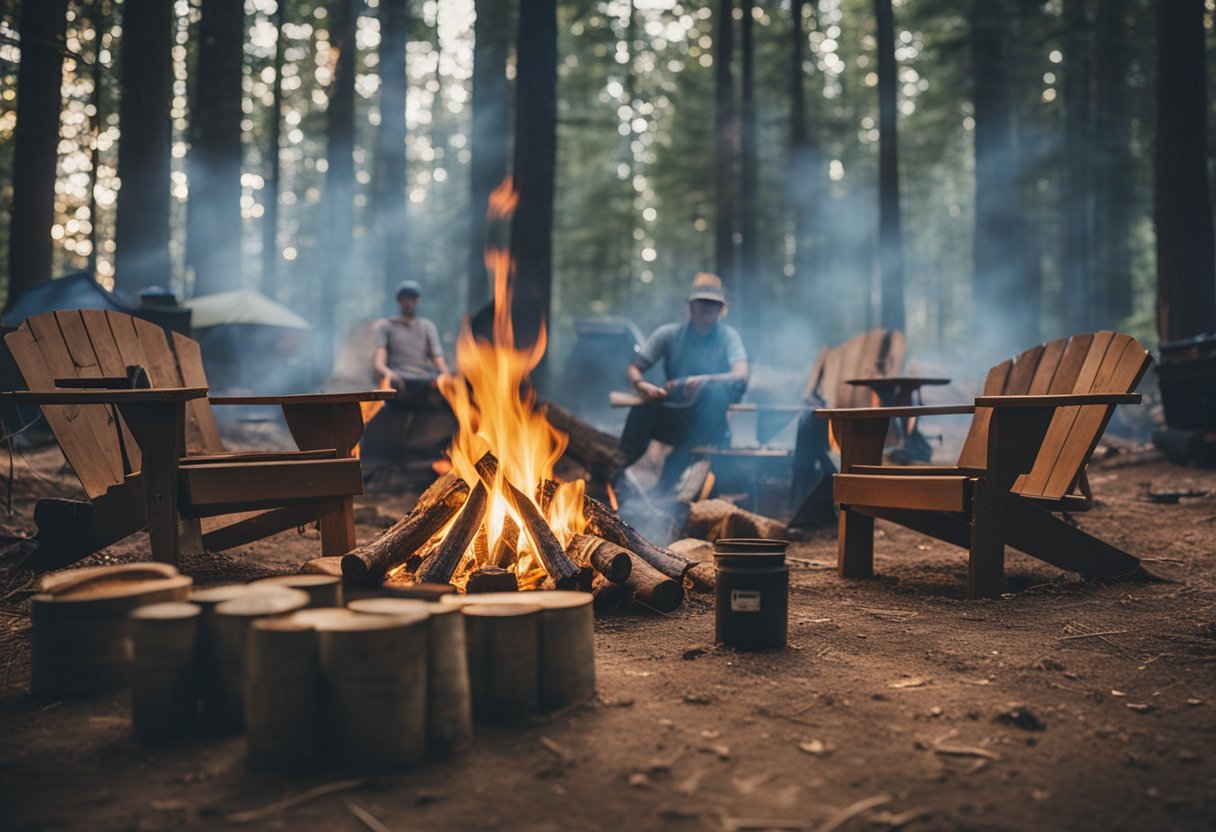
xmin=395 ymin=280 xmax=422 ymax=298
xmin=688 ymin=272 xmax=726 ymax=304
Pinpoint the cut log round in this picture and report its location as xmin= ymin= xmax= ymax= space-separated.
xmin=686 ymin=498 xmax=788 ymax=541
xmin=341 ymin=472 xmax=470 ymax=585
xmin=347 ymin=598 xmax=473 ymax=757
xmin=31 ymin=563 xmax=192 ymax=699
xmin=460 ymin=603 xmax=542 ymax=724
xmin=318 ymin=611 xmax=431 ymax=771
xmin=245 ymin=617 xmax=322 ymax=771
xmin=206 ymin=588 xmax=310 ymax=732
xmin=442 ymin=591 xmax=595 ymax=711
xmin=253 ymin=574 xmax=343 ymax=608
xmin=566 ymin=534 xmax=633 ymax=583
xmin=129 ymin=602 xmax=201 ymax=744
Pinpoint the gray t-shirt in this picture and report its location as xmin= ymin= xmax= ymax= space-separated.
xmin=633 ymin=321 xmax=747 ymax=383
xmin=373 ymin=316 xmax=443 ymax=380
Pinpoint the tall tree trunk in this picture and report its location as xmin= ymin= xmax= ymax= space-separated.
xmin=509 ymin=0 xmax=558 ymax=371
xmin=713 ymin=0 xmax=737 ymax=285
xmin=1155 ymin=0 xmax=1216 ymax=342
xmin=114 ymin=0 xmax=173 ymax=296
xmin=1094 ymin=0 xmax=1133 ymax=326
xmin=874 ymin=0 xmax=905 ymax=332
xmin=6 ymin=0 xmax=68 ymax=305
xmin=377 ymin=0 xmax=409 ymax=301
xmin=790 ymin=0 xmax=826 ymax=341
xmin=187 ymin=0 xmax=245 ymax=296
xmin=321 ymin=0 xmax=357 ymax=363
xmin=1061 ymin=0 xmax=1094 ymax=332
xmin=739 ymin=0 xmax=760 ymax=341
xmin=1012 ymin=0 xmax=1044 ymax=339
xmin=262 ymin=0 xmax=286 ymax=298
xmin=468 ymin=0 xmax=512 ymax=313
xmin=971 ymin=0 xmax=1029 ymax=343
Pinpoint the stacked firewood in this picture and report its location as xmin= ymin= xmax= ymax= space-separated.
xmin=340 ymin=453 xmax=697 ymax=613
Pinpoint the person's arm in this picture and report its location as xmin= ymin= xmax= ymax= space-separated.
xmin=681 ymin=360 xmax=749 ymax=398
xmin=627 ymin=362 xmax=666 ymax=401
xmin=371 ymin=322 xmax=397 ymax=384
xmin=425 ymin=322 xmax=451 ymax=378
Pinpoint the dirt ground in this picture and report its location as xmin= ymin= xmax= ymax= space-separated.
xmin=0 ymin=441 xmax=1214 ymax=832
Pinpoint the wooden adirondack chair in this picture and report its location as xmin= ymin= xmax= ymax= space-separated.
xmin=1 ymin=309 xmax=394 ymax=569
xmin=804 ymin=328 xmax=907 ymax=409
xmin=820 ymin=332 xmax=1151 ymax=599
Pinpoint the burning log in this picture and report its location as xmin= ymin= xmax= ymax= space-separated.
xmin=418 ymin=481 xmax=489 ymax=584
xmin=565 ymin=533 xmax=632 ymax=583
xmin=473 ymin=524 xmax=490 ymax=564
xmin=491 ymin=514 xmax=520 ymax=568
xmin=475 ymin=455 xmax=580 ymax=588
xmin=622 ymin=553 xmax=684 ymax=612
xmin=466 ymin=565 xmax=520 ymax=593
xmin=540 ymin=480 xmax=694 ymax=580
xmin=341 ymin=472 xmax=470 ymax=585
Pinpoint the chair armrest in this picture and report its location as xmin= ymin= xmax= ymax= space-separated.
xmin=816 ymin=404 xmax=976 ymax=420
xmin=0 ymin=388 xmax=208 ymax=405
xmin=728 ymin=403 xmax=810 ymax=413
xmin=609 ymin=391 xmax=645 ymax=408
xmin=974 ymin=393 xmax=1141 ymax=408
xmin=209 ymin=391 xmax=396 ymax=406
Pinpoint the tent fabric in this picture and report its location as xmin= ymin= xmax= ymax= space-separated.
xmin=184 ymin=289 xmax=311 ymax=330
xmin=2 ymin=272 xmax=135 ymax=325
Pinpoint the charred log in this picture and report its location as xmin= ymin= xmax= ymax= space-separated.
xmin=341 ymin=473 xmax=469 ymax=584
xmin=419 ymin=481 xmax=489 ymax=584
xmin=565 ymin=533 xmax=632 ymax=583
xmin=466 ymin=565 xmax=520 ymax=593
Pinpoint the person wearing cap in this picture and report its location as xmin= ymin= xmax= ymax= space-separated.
xmin=619 ymin=273 xmax=749 ymax=492
xmin=372 ymin=280 xmax=452 ymax=401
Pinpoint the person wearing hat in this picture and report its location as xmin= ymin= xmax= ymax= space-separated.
xmin=619 ymin=273 xmax=749 ymax=493
xmin=372 ymin=280 xmax=452 ymax=401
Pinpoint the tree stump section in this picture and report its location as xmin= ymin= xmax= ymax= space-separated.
xmin=319 ymin=612 xmax=431 ymax=772
xmin=253 ymin=574 xmax=343 ymax=608
xmin=347 ymin=598 xmax=474 ymax=757
xmin=207 ymin=589 xmax=309 ymax=732
xmin=461 ymin=603 xmax=542 ymax=724
xmin=245 ymin=617 xmax=322 ymax=771
xmin=129 ymin=602 xmax=201 ymax=744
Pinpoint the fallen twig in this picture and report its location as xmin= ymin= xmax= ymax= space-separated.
xmin=1057 ymin=629 xmax=1130 ymax=641
xmin=815 ymin=794 xmax=892 ymax=832
xmin=226 ymin=779 xmax=367 ymax=824
xmin=933 ymin=745 xmax=999 ymax=761
xmin=343 ymin=797 xmax=392 ymax=832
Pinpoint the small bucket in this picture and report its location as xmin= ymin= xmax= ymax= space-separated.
xmin=714 ymin=538 xmax=789 ymax=650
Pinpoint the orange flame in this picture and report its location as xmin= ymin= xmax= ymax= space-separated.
xmin=437 ymin=177 xmax=586 ymax=587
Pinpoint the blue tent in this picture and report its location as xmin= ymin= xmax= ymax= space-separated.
xmin=2 ymin=272 xmax=135 ymax=325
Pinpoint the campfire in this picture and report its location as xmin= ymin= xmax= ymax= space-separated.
xmin=340 ymin=180 xmax=695 ymax=607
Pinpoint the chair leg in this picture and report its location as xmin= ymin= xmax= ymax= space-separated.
xmin=838 ymin=507 xmax=875 ymax=578
xmin=319 ymin=497 xmax=357 ymax=556
xmin=968 ymin=479 xmax=1005 ymax=599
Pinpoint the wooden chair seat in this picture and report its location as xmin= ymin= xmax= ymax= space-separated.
xmin=835 ymin=473 xmax=972 ymax=512
xmin=3 ymin=309 xmax=393 ymax=569
xmin=823 ymin=332 xmax=1151 ymax=598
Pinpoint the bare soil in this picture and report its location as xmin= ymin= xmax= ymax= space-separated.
xmin=1 ymin=443 xmax=1214 ymax=831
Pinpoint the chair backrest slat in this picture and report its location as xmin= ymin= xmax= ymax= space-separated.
xmin=170 ymin=332 xmax=225 ymax=453
xmin=807 ymin=329 xmax=906 ymax=409
xmin=952 ymin=332 xmax=1150 ymax=501
xmin=5 ymin=312 xmax=127 ymax=498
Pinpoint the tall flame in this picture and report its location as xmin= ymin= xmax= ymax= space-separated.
xmin=437 ymin=178 xmax=586 ymax=585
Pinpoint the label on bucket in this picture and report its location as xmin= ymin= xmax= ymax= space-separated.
xmin=730 ymin=590 xmax=762 ymax=612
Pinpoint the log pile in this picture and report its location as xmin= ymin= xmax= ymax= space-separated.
xmin=337 ymin=453 xmax=700 ymax=611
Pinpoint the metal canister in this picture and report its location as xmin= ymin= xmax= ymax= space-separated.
xmin=714 ymin=538 xmax=789 ymax=650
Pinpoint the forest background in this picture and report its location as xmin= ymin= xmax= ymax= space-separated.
xmin=0 ymin=0 xmax=1212 ymax=384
